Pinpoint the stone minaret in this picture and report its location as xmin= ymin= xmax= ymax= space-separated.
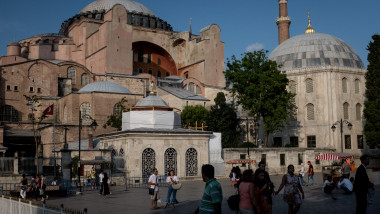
xmin=276 ymin=0 xmax=291 ymax=44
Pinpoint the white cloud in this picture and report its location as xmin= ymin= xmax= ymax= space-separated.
xmin=245 ymin=43 xmax=264 ymax=52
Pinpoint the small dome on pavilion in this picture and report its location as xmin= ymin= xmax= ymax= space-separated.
xmin=135 ymin=95 xmax=168 ymax=107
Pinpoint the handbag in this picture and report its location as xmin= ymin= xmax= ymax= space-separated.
xmin=227 ymin=194 xmax=240 ymax=211
xmin=148 ymin=187 xmax=155 ymax=195
xmin=172 ymin=183 xmax=182 ymax=190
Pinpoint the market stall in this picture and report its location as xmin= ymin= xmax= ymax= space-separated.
xmin=315 ymin=153 xmax=354 ymax=182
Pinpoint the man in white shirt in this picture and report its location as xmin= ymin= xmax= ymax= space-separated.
xmin=99 ymin=171 xmax=104 ymax=195
xmin=322 ymin=176 xmax=335 ymax=193
xmin=337 ymin=176 xmax=353 ymax=194
xmin=148 ymin=168 xmax=159 ymax=210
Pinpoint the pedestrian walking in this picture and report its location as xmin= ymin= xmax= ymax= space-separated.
xmin=164 ymin=169 xmax=179 ymax=208
xmin=90 ymin=166 xmax=96 ymax=190
xmin=229 ymin=167 xmax=236 ymax=187
xmin=102 ymin=173 xmax=110 ymax=196
xmin=307 ymin=161 xmax=315 ymax=185
xmin=299 ymin=163 xmax=306 ymax=186
xmin=29 ymin=174 xmax=37 ymax=200
xmin=275 ymin=164 xmax=305 ymax=214
xmin=20 ymin=174 xmax=27 ymax=199
xmin=254 ymin=169 xmax=271 ymax=214
xmin=255 ymin=161 xmax=274 ymax=212
xmin=148 ymin=168 xmax=160 ymax=210
xmin=35 ymin=174 xmax=41 ymax=201
xmin=193 ymin=164 xmax=222 ymax=214
xmin=353 ymin=155 xmax=374 ymax=214
xmin=238 ymin=169 xmax=257 ymax=214
xmin=40 ymin=173 xmax=47 ymax=202
xmin=99 ymin=170 xmax=104 ymax=195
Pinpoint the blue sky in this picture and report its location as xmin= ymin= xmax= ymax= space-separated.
xmin=0 ymin=0 xmax=379 ymax=68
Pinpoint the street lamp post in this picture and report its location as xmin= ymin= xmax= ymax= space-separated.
xmin=331 ymin=118 xmax=353 ymax=153
xmin=78 ymin=110 xmax=98 ymax=192
xmin=246 ymin=118 xmax=250 ymax=169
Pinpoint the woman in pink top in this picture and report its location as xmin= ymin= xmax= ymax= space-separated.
xmin=238 ymin=169 xmax=257 ymax=214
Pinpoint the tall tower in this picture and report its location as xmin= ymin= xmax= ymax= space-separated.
xmin=276 ymin=0 xmax=291 ymax=44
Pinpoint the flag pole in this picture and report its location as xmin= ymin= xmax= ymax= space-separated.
xmin=53 ymin=104 xmax=56 ymax=178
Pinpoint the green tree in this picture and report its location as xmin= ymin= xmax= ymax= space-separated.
xmin=24 ymin=95 xmax=48 ymax=173
xmin=207 ymin=92 xmax=241 ymax=148
xmin=181 ymin=105 xmax=209 ymax=128
xmin=225 ymin=50 xmax=296 ymax=147
xmin=364 ymin=34 xmax=380 ymax=148
xmin=103 ymin=97 xmax=128 ymax=131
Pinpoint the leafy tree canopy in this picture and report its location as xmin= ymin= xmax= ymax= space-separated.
xmin=207 ymin=92 xmax=241 ymax=148
xmin=181 ymin=105 xmax=209 ymax=128
xmin=225 ymin=50 xmax=296 ymax=146
xmin=103 ymin=97 xmax=128 ymax=131
xmin=364 ymin=34 xmax=380 ymax=148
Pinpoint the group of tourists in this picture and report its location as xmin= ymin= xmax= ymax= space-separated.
xmin=98 ymin=170 xmax=111 ymax=196
xmin=19 ymin=173 xmax=49 ymax=202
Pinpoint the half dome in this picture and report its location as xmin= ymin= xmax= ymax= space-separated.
xmin=135 ymin=95 xmax=168 ymax=107
xmin=78 ymin=81 xmax=132 ymax=94
xmin=269 ymin=33 xmax=365 ymax=71
xmin=80 ymin=0 xmax=154 ymax=16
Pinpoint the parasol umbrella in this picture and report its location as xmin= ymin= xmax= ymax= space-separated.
xmin=315 ymin=153 xmax=354 ymax=160
xmin=226 ymin=159 xmax=256 ymax=164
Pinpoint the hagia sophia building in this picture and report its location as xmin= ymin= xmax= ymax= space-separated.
xmin=0 ymin=0 xmax=377 ymax=177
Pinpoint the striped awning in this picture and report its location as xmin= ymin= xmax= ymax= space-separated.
xmin=315 ymin=153 xmax=354 ymax=160
xmin=226 ymin=159 xmax=256 ymax=164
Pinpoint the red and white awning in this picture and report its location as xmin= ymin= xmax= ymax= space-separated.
xmin=226 ymin=159 xmax=256 ymax=164
xmin=315 ymin=153 xmax=354 ymax=160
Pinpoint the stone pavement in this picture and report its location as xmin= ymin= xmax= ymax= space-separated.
xmin=45 ymin=170 xmax=380 ymax=214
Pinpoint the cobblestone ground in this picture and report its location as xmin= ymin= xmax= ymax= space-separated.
xmin=45 ymin=170 xmax=380 ymax=214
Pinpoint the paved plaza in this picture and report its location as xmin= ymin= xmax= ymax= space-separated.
xmin=44 ymin=170 xmax=380 ymax=214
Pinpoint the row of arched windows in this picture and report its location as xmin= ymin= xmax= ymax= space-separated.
xmin=289 ymin=78 xmax=361 ymax=94
xmin=306 ymin=102 xmax=362 ymax=121
xmin=67 ymin=67 xmax=89 ymax=86
xmin=140 ymin=147 xmax=198 ymax=177
xmin=137 ymin=68 xmax=170 ymax=77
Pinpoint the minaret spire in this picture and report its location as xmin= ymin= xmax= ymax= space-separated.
xmin=305 ymin=10 xmax=315 ymax=34
xmin=276 ymin=0 xmax=291 ymax=44
xmin=189 ymin=18 xmax=192 ymax=40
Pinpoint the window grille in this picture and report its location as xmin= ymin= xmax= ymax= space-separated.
xmin=142 ymin=148 xmax=155 ymax=178
xmin=81 ymin=74 xmax=89 ymax=86
xmin=298 ymin=153 xmax=303 ymax=165
xmin=185 ymin=148 xmax=198 ymax=176
xmin=357 ymin=135 xmax=363 ymax=149
xmin=342 ymin=78 xmax=347 ymax=93
xmin=0 ymin=105 xmax=18 ymax=122
xmin=67 ymin=67 xmax=76 ymax=84
xmin=343 ymin=102 xmax=349 ymax=120
xmin=356 ymin=103 xmax=361 ymax=121
xmin=119 ymin=148 xmax=124 ymax=156
xmin=280 ymin=154 xmax=285 ymax=166
xmin=164 ymin=148 xmax=177 ymax=176
xmin=355 ymin=79 xmax=360 ymax=94
xmin=306 ymin=78 xmax=313 ymax=93
xmin=289 ymin=81 xmax=296 ymax=94
xmin=307 ymin=103 xmax=314 ymax=120
xmin=345 ymin=135 xmax=351 ymax=149
xmin=307 ymin=136 xmax=316 ymax=148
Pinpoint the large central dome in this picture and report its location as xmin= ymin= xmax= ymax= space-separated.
xmin=80 ymin=0 xmax=154 ymax=16
xmin=269 ymin=33 xmax=365 ymax=71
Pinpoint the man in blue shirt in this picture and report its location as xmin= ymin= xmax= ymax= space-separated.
xmin=194 ymin=164 xmax=223 ymax=214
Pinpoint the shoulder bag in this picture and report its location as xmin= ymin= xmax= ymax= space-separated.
xmin=172 ymin=183 xmax=182 ymax=190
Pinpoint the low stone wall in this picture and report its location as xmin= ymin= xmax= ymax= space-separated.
xmin=223 ymin=147 xmax=337 ymax=176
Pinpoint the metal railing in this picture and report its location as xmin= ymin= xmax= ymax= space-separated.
xmin=126 ymin=175 xmax=169 ymax=188
xmin=0 ymin=195 xmax=87 ymax=214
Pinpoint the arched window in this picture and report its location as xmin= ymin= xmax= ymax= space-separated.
xmin=157 ymin=71 xmax=161 ymax=77
xmin=186 ymin=148 xmax=198 ymax=176
xmin=119 ymin=148 xmax=124 ymax=156
xmin=188 ymin=83 xmax=195 ymax=93
xmin=356 ymin=103 xmax=361 ymax=121
xmin=148 ymin=69 xmax=152 ymax=75
xmin=289 ymin=80 xmax=296 ymax=94
xmin=343 ymin=102 xmax=349 ymax=120
xmin=196 ymin=85 xmax=202 ymax=95
xmin=166 ymin=71 xmax=170 ymax=77
xmin=67 ymin=67 xmax=76 ymax=84
xmin=354 ymin=79 xmax=360 ymax=94
xmin=147 ymin=53 xmax=152 ymax=63
xmin=111 ymin=149 xmax=118 ymax=157
xmin=305 ymin=78 xmax=313 ymax=93
xmin=113 ymin=103 xmax=123 ymax=115
xmin=142 ymin=148 xmax=155 ymax=178
xmin=164 ymin=148 xmax=177 ymax=176
xmin=138 ymin=49 xmax=144 ymax=62
xmin=157 ymin=58 xmax=161 ymax=65
xmin=307 ymin=103 xmax=314 ymax=120
xmin=138 ymin=68 xmax=143 ymax=73
xmin=80 ymin=102 xmax=91 ymax=121
xmin=81 ymin=74 xmax=89 ymax=86
xmin=0 ymin=105 xmax=19 ymax=122
xmin=342 ymin=78 xmax=347 ymax=93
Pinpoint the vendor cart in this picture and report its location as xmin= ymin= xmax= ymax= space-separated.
xmin=315 ymin=153 xmax=354 ymax=182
